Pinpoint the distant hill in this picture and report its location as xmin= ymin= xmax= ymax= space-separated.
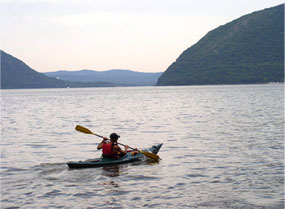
xmin=45 ymin=70 xmax=163 ymax=86
xmin=157 ymin=4 xmax=284 ymax=86
xmin=0 ymin=50 xmax=116 ymax=89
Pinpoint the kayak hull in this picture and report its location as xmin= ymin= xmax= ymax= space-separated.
xmin=67 ymin=143 xmax=163 ymax=169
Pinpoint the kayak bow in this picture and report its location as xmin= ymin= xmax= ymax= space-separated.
xmin=67 ymin=143 xmax=163 ymax=169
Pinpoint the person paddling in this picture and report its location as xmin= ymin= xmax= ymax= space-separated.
xmin=97 ymin=133 xmax=129 ymax=159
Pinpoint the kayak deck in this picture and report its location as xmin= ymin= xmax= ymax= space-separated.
xmin=67 ymin=143 xmax=163 ymax=169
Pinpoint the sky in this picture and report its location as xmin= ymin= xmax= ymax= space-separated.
xmin=0 ymin=0 xmax=283 ymax=73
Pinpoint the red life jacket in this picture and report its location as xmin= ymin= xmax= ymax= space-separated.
xmin=102 ymin=143 xmax=116 ymax=157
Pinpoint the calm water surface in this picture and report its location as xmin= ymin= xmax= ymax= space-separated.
xmin=1 ymin=84 xmax=284 ymax=208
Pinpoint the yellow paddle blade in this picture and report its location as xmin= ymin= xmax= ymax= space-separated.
xmin=75 ymin=125 xmax=94 ymax=135
xmin=140 ymin=151 xmax=160 ymax=160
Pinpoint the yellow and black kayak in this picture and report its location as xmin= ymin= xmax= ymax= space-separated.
xmin=67 ymin=143 xmax=163 ymax=169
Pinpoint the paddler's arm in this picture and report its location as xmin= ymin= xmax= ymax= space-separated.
xmin=124 ymin=145 xmax=129 ymax=153
xmin=121 ymin=145 xmax=129 ymax=154
xmin=113 ymin=145 xmax=129 ymax=155
xmin=97 ymin=137 xmax=108 ymax=150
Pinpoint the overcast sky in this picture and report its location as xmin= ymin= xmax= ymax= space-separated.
xmin=0 ymin=0 xmax=283 ymax=72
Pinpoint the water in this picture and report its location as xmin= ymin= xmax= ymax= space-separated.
xmin=1 ymin=84 xmax=284 ymax=208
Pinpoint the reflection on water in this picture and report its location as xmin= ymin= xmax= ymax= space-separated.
xmin=99 ymin=180 xmax=119 ymax=187
xmin=101 ymin=166 xmax=121 ymax=177
xmin=1 ymin=84 xmax=284 ymax=208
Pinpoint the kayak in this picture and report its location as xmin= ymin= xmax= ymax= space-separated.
xmin=67 ymin=143 xmax=163 ymax=169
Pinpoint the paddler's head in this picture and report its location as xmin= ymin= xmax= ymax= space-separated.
xmin=110 ymin=133 xmax=120 ymax=142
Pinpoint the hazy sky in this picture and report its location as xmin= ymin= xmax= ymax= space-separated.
xmin=0 ymin=0 xmax=283 ymax=72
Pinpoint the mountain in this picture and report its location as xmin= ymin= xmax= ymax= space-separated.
xmin=0 ymin=50 xmax=116 ymax=89
xmin=44 ymin=70 xmax=163 ymax=86
xmin=157 ymin=4 xmax=284 ymax=86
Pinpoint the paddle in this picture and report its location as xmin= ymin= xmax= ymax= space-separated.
xmin=75 ymin=125 xmax=160 ymax=160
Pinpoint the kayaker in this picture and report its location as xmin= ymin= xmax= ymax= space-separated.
xmin=97 ymin=133 xmax=129 ymax=159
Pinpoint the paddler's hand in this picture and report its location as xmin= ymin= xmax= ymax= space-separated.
xmin=97 ymin=138 xmax=107 ymax=150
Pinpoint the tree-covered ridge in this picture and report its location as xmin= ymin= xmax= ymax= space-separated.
xmin=0 ymin=50 xmax=116 ymax=89
xmin=157 ymin=4 xmax=284 ymax=86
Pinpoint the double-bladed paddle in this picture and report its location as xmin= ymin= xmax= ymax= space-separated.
xmin=75 ymin=125 xmax=160 ymax=160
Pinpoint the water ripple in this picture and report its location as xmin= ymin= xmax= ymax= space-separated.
xmin=1 ymin=85 xmax=284 ymax=208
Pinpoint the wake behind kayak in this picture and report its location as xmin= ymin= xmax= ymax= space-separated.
xmin=67 ymin=143 xmax=163 ymax=169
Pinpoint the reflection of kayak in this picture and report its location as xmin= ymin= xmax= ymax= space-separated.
xmin=67 ymin=143 xmax=163 ymax=169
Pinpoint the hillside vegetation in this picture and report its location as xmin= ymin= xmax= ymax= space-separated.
xmin=157 ymin=4 xmax=284 ymax=86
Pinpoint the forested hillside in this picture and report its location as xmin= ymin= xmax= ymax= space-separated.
xmin=157 ymin=4 xmax=284 ymax=86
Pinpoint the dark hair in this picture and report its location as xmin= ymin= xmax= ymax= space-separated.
xmin=110 ymin=133 xmax=120 ymax=141
xmin=110 ymin=133 xmax=120 ymax=151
